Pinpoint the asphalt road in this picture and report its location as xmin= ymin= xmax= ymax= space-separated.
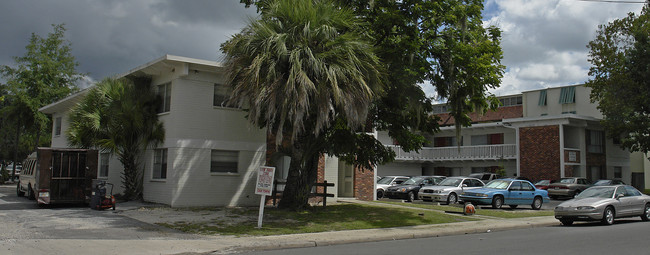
xmin=240 ymin=218 xmax=650 ymax=255
xmin=0 ymin=184 xmax=198 ymax=240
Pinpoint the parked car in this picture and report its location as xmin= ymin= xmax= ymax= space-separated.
xmin=534 ymin=179 xmax=555 ymax=190
xmin=459 ymin=179 xmax=549 ymax=210
xmin=469 ymin=173 xmax=501 ymax=182
xmin=554 ymin=185 xmax=650 ymax=226
xmin=592 ymin=179 xmax=626 ymax=186
xmin=376 ymin=176 xmax=410 ymax=199
xmin=4 ymin=163 xmax=21 ymax=181
xmin=384 ymin=176 xmax=445 ymax=202
xmin=418 ymin=177 xmax=485 ymax=204
xmin=547 ymin=177 xmax=591 ymax=199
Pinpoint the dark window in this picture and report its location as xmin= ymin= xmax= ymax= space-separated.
xmin=210 ymin=150 xmax=238 ymax=173
xmin=213 ymin=83 xmax=235 ymax=108
xmin=521 ymin=182 xmax=535 ymax=191
xmin=157 ymin=83 xmax=171 ymax=113
xmin=153 ymin=149 xmax=167 ymax=179
xmin=54 ymin=117 xmax=62 ymax=136
xmin=509 ymin=181 xmax=522 ymax=191
xmin=99 ymin=153 xmax=109 ymax=177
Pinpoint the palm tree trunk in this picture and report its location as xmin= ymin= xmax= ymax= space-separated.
xmin=278 ymin=136 xmax=321 ymax=210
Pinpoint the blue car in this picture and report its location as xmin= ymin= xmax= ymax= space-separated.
xmin=459 ymin=179 xmax=550 ymax=210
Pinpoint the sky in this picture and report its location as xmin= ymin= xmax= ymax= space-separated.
xmin=0 ymin=0 xmax=645 ymax=98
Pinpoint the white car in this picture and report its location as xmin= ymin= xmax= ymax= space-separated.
xmin=376 ymin=176 xmax=410 ymax=199
xmin=419 ymin=177 xmax=485 ymax=204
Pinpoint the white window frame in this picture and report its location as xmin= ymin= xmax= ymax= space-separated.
xmin=153 ymin=148 xmax=168 ymax=179
xmin=210 ymin=150 xmax=239 ymax=174
xmin=157 ymin=83 xmax=171 ymax=113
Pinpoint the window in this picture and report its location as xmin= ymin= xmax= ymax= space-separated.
xmin=210 ymin=150 xmax=238 ymax=173
xmin=521 ymin=182 xmax=535 ymax=191
xmin=559 ymin=86 xmax=575 ymax=104
xmin=432 ymin=104 xmax=449 ymax=114
xmin=614 ymin=167 xmax=622 ymax=179
xmin=157 ymin=83 xmax=171 ymax=113
xmin=434 ymin=136 xmax=458 ymax=147
xmin=153 ymin=149 xmax=167 ymax=179
xmin=509 ymin=181 xmax=522 ymax=191
xmin=471 ymin=135 xmax=488 ymax=146
xmin=54 ymin=117 xmax=62 ymax=136
xmin=99 ymin=153 xmax=110 ymax=177
xmin=538 ymin=90 xmax=547 ymax=106
xmin=499 ymin=96 xmax=523 ymax=107
xmin=213 ymin=83 xmax=234 ymax=108
xmin=587 ymin=130 xmax=604 ymax=153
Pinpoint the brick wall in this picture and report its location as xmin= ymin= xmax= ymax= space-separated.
xmin=519 ymin=125 xmax=561 ymax=181
xmin=354 ymin=166 xmax=374 ymax=201
xmin=437 ymin=105 xmax=523 ymax=125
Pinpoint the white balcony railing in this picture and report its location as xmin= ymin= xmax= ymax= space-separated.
xmin=387 ymin=144 xmax=517 ymax=162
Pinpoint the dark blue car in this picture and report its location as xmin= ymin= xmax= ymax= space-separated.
xmin=459 ymin=179 xmax=550 ymax=210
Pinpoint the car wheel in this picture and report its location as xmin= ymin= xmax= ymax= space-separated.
xmin=602 ymin=206 xmax=615 ymax=225
xmin=531 ymin=196 xmax=543 ymax=210
xmin=377 ymin=190 xmax=384 ymax=199
xmin=492 ymin=196 xmax=503 ymax=209
xmin=27 ymin=185 xmax=35 ymax=200
xmin=447 ymin=193 xmax=458 ymax=205
xmin=641 ymin=203 xmax=650 ymax=221
xmin=560 ymin=219 xmax=574 ymax=226
xmin=509 ymin=205 xmax=518 ymax=209
xmin=17 ymin=182 xmax=24 ymax=197
xmin=406 ymin=192 xmax=415 ymax=202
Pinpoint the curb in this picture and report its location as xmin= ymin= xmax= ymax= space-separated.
xmin=221 ymin=217 xmax=558 ymax=254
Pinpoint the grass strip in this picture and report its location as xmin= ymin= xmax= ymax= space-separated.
xmin=376 ymin=201 xmax=555 ymax=218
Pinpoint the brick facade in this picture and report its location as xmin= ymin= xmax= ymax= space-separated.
xmin=519 ymin=125 xmax=561 ymax=181
xmin=354 ymin=166 xmax=374 ymax=201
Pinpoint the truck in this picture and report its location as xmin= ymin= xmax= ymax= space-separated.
xmin=17 ymin=148 xmax=98 ymax=205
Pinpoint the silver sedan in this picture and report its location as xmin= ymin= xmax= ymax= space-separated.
xmin=418 ymin=177 xmax=485 ymax=204
xmin=554 ymin=185 xmax=650 ymax=226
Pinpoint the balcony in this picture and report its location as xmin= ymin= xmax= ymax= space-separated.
xmin=387 ymin=144 xmax=517 ymax=162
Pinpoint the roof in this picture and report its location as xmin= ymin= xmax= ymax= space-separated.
xmin=40 ymin=55 xmax=224 ymax=114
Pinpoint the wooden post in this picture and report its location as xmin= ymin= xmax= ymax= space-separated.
xmin=323 ymin=180 xmax=327 ymax=208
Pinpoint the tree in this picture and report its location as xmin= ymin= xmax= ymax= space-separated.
xmin=67 ymin=78 xmax=164 ymax=200
xmin=233 ymin=0 xmax=504 ymax=210
xmin=586 ymin=3 xmax=650 ymax=154
xmin=0 ymin=24 xmax=82 ymax=178
xmin=223 ymin=0 xmax=388 ymax=210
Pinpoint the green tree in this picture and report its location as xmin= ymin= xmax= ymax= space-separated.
xmin=234 ymin=0 xmax=504 ymax=210
xmin=223 ymin=0 xmax=387 ymax=210
xmin=0 ymin=24 xmax=82 ymax=178
xmin=586 ymin=3 xmax=650 ymax=154
xmin=67 ymin=78 xmax=165 ymax=200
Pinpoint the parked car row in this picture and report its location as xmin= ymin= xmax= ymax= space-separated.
xmin=384 ymin=176 xmax=445 ymax=202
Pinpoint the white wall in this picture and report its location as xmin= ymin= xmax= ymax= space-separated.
xmin=376 ymin=162 xmax=421 ymax=177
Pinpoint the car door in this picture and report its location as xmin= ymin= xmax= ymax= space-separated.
xmin=614 ymin=186 xmax=634 ymax=216
xmin=506 ymin=181 xmax=522 ymax=205
xmin=519 ymin=181 xmax=536 ymax=204
xmin=624 ymin=186 xmax=645 ymax=216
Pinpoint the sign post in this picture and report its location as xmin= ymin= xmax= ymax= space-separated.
xmin=255 ymin=166 xmax=275 ymax=228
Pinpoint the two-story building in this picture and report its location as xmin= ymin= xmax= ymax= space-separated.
xmin=40 ymin=55 xmax=272 ymax=207
xmin=368 ymin=84 xmax=644 ymax=198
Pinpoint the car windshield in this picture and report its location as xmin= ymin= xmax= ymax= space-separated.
xmin=402 ymin=177 xmax=424 ymax=185
xmin=437 ymin=178 xmax=462 ymax=187
xmin=559 ymin=178 xmax=575 ymax=184
xmin=535 ymin=180 xmax=550 ymax=185
xmin=377 ymin=177 xmax=395 ymax=185
xmin=593 ymin=180 xmax=610 ymax=185
xmin=575 ymin=187 xmax=615 ymax=199
xmin=484 ymin=180 xmax=511 ymax=189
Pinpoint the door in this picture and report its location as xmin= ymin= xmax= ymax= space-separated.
xmin=338 ymin=162 xmax=354 ymax=197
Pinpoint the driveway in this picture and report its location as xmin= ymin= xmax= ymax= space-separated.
xmin=0 ymin=184 xmax=200 ymax=241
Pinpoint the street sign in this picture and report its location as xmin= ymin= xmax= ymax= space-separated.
xmin=256 ymin=166 xmax=275 ymax=228
xmin=255 ymin=166 xmax=275 ymax=196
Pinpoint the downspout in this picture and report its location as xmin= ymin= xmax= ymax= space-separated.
xmin=559 ymin=124 xmax=565 ymax=178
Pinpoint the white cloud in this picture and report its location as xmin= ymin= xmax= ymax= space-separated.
xmin=485 ymin=0 xmax=643 ymax=95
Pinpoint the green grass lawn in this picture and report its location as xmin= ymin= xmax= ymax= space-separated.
xmin=376 ymin=201 xmax=555 ymax=218
xmin=157 ymin=203 xmax=476 ymax=236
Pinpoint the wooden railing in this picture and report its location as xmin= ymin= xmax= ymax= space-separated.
xmin=272 ymin=180 xmax=335 ymax=207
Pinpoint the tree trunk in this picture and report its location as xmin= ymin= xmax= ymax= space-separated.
xmin=118 ymin=149 xmax=142 ymax=200
xmin=278 ymin=136 xmax=321 ymax=210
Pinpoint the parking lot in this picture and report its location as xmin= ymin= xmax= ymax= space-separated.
xmin=0 ymin=184 xmax=200 ymax=241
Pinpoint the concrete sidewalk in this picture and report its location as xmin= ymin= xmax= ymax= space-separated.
xmin=1 ymin=197 xmax=560 ymax=255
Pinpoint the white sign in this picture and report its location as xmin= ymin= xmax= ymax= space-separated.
xmin=255 ymin=166 xmax=275 ymax=196
xmin=568 ymin=151 xmax=577 ymax=162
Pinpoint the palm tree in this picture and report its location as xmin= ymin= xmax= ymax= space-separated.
xmin=67 ymin=78 xmax=164 ymax=200
xmin=222 ymin=0 xmax=383 ymax=210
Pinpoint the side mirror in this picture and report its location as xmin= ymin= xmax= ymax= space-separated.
xmin=615 ymin=194 xmax=625 ymax=199
xmin=462 ymin=184 xmax=468 ymax=187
